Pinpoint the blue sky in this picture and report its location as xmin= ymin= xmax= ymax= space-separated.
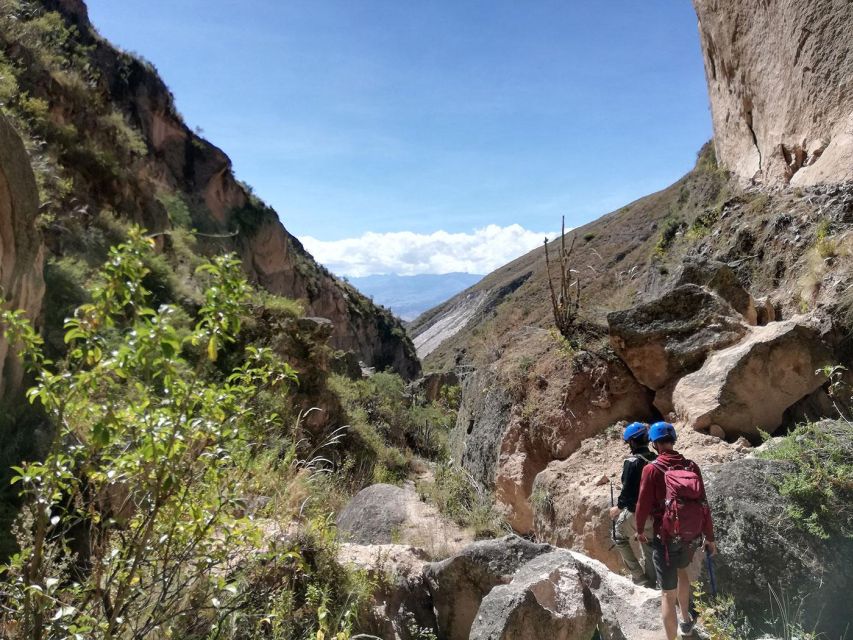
xmin=85 ymin=0 xmax=712 ymax=275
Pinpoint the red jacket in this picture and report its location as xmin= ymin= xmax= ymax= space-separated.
xmin=634 ymin=451 xmax=715 ymax=542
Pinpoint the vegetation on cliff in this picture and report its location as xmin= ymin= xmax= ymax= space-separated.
xmin=0 ymin=0 xmax=419 ymax=382
xmin=0 ymin=228 xmax=445 ymax=639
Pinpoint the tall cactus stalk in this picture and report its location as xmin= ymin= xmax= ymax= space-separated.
xmin=544 ymin=216 xmax=580 ymax=339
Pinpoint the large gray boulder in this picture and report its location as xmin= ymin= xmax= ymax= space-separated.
xmin=426 ymin=537 xmax=663 ymax=640
xmin=423 ymin=536 xmax=552 ymax=640
xmin=468 ymin=551 xmax=599 ymax=640
xmin=673 ymin=318 xmax=832 ymax=438
xmin=608 ymin=284 xmax=749 ymax=391
xmin=337 ymin=484 xmax=409 ymax=545
xmin=704 ymin=452 xmax=853 ymax=638
xmin=336 ymin=483 xmax=472 ymax=557
xmin=675 ymin=258 xmax=758 ymax=325
xmin=451 ymin=368 xmax=514 ymax=488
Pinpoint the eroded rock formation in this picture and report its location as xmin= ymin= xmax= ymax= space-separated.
xmin=0 ymin=113 xmax=45 ymax=400
xmin=424 ymin=536 xmax=664 ymax=640
xmin=673 ymin=318 xmax=832 ymax=438
xmin=694 ymin=0 xmax=853 ymax=186
xmin=453 ymin=351 xmax=654 ymax=535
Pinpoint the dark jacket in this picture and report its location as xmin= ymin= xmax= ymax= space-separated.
xmin=617 ymin=447 xmax=656 ymax=512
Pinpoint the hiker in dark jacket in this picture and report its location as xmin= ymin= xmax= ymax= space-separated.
xmin=608 ymin=421 xmax=656 ymax=587
xmin=635 ymin=422 xmax=717 ymax=640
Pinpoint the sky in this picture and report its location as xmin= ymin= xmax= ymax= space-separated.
xmin=85 ymin=0 xmax=713 ymax=276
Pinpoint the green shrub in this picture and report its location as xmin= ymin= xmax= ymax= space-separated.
xmin=419 ymin=463 xmax=502 ymax=537
xmin=330 ymin=372 xmax=455 ymax=460
xmin=255 ymin=291 xmax=304 ymax=318
xmin=157 ymin=191 xmax=193 ymax=228
xmin=99 ymin=109 xmax=147 ymax=157
xmin=0 ymin=229 xmax=301 ymax=639
xmin=654 ymin=216 xmax=684 ymax=256
xmin=757 ymin=420 xmax=853 ymax=539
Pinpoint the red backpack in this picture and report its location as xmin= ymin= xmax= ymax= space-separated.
xmin=653 ymin=458 xmax=710 ymax=544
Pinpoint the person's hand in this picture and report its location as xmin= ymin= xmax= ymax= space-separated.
xmin=609 ymin=506 xmax=621 ymax=520
xmin=635 ymin=532 xmax=649 ymax=544
xmin=705 ymin=540 xmax=718 ymax=557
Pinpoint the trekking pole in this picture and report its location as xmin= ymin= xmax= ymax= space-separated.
xmin=609 ymin=480 xmax=617 ymax=542
xmin=705 ymin=545 xmax=717 ymax=597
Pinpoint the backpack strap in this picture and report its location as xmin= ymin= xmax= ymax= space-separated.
xmin=635 ymin=452 xmax=654 ymax=464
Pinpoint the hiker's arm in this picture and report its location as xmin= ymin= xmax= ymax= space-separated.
xmin=634 ymin=464 xmax=654 ymax=537
xmin=616 ymin=459 xmax=633 ymax=510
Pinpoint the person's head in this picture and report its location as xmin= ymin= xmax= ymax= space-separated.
xmin=648 ymin=421 xmax=677 ymax=453
xmin=622 ymin=422 xmax=649 ymax=453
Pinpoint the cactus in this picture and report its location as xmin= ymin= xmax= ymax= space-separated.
xmin=544 ymin=216 xmax=580 ymax=340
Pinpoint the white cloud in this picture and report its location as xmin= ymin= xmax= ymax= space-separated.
xmin=300 ymin=224 xmax=555 ymax=277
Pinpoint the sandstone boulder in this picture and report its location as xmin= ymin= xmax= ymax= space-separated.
xmin=336 ymin=483 xmax=472 ymax=558
xmin=468 ymin=550 xmax=599 ymax=640
xmin=672 ymin=319 xmax=832 ymax=438
xmin=427 ymin=537 xmax=664 ymax=640
xmin=704 ymin=447 xmax=853 ymax=638
xmin=423 ymin=536 xmax=552 ymax=640
xmin=608 ymin=284 xmax=749 ymax=390
xmin=0 ymin=112 xmax=45 ymax=400
xmin=675 ymin=258 xmax=757 ymax=324
xmin=338 ymin=544 xmax=436 ymax=640
xmin=693 ymin=0 xmax=853 ymax=186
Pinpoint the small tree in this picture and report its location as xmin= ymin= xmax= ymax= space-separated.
xmin=544 ymin=216 xmax=580 ymax=340
xmin=0 ymin=227 xmax=298 ymax=639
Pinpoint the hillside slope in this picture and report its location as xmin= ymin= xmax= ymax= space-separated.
xmin=349 ymin=272 xmax=483 ymax=321
xmin=0 ymin=0 xmax=419 ymax=380
xmin=411 ymin=144 xmax=734 ymax=369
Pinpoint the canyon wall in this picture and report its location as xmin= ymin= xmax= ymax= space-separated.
xmin=694 ymin=0 xmax=853 ymax=186
xmin=0 ymin=113 xmax=45 ymax=399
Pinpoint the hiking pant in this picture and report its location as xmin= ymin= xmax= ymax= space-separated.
xmin=614 ymin=508 xmax=656 ymax=585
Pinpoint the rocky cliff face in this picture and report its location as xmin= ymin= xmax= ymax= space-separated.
xmin=12 ymin=0 xmax=419 ymax=378
xmin=0 ymin=112 xmax=44 ymax=400
xmin=694 ymin=0 xmax=853 ymax=186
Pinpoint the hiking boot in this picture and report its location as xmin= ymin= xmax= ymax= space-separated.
xmin=631 ymin=576 xmax=655 ymax=588
xmin=679 ymin=617 xmax=695 ymax=636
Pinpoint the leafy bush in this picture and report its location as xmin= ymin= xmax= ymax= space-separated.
xmin=654 ymin=216 xmax=684 ymax=256
xmin=330 ymin=372 xmax=456 ymax=460
xmin=418 ymin=463 xmax=503 ymax=537
xmin=0 ymin=228 xmax=303 ymax=639
xmin=757 ymin=420 xmax=853 ymax=539
xmin=693 ymin=586 xmax=820 ymax=640
xmin=156 ymin=191 xmax=193 ymax=228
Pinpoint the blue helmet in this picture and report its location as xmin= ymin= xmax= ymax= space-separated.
xmin=649 ymin=421 xmax=677 ymax=443
xmin=622 ymin=422 xmax=648 ymax=442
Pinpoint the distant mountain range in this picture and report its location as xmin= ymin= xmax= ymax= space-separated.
xmin=348 ymin=273 xmax=484 ymax=321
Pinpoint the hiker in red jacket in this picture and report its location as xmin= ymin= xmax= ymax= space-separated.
xmin=635 ymin=422 xmax=717 ymax=639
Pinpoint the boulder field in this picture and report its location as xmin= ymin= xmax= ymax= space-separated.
xmin=339 ymin=535 xmax=665 ymax=640
xmin=339 ymin=424 xmax=851 ymax=638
